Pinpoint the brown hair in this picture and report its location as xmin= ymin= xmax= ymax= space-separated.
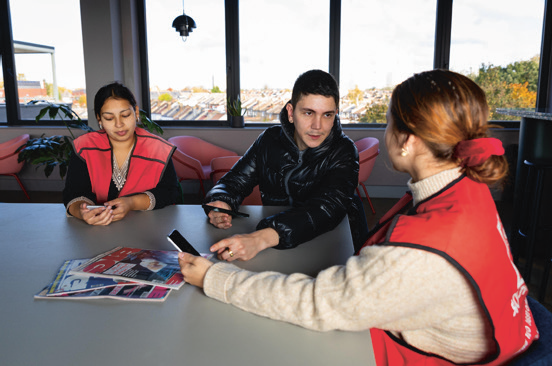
xmin=389 ymin=69 xmax=508 ymax=186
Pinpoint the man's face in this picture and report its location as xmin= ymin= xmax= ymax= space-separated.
xmin=286 ymin=94 xmax=337 ymax=151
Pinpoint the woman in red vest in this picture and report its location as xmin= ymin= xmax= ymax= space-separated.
xmin=178 ymin=70 xmax=538 ymax=365
xmin=63 ymin=82 xmax=181 ymax=225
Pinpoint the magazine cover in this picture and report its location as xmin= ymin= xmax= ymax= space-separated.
xmin=69 ymin=247 xmax=185 ymax=290
xmin=35 ymin=283 xmax=171 ymax=302
xmin=42 ymin=259 xmax=131 ymax=296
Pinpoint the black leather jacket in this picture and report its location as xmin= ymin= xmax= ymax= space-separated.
xmin=205 ymin=105 xmax=363 ymax=249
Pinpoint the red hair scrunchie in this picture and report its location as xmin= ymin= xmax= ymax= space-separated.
xmin=453 ymin=137 xmax=505 ymax=167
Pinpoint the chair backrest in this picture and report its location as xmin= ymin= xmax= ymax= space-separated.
xmin=0 ymin=134 xmax=30 ymax=175
xmin=211 ymin=156 xmax=241 ymax=183
xmin=210 ymin=156 xmax=262 ymax=205
xmin=354 ymin=137 xmax=379 ymax=182
xmin=168 ymin=136 xmax=238 ymax=167
xmin=509 ymin=296 xmax=552 ymax=365
xmin=170 ymin=146 xmax=205 ymax=181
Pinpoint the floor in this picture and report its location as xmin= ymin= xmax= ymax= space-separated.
xmin=1 ymin=188 xmax=550 ymax=312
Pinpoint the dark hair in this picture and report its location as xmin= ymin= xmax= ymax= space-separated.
xmin=290 ymin=69 xmax=339 ymax=108
xmin=389 ymin=69 xmax=508 ymax=186
xmin=94 ymin=82 xmax=138 ymax=120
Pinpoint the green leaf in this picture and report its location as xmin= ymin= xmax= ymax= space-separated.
xmin=48 ymin=106 xmax=60 ymax=119
xmin=36 ymin=106 xmax=49 ymax=122
xmin=138 ymin=110 xmax=164 ymax=135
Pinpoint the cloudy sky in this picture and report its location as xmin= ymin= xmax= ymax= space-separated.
xmin=8 ymin=0 xmax=544 ymax=94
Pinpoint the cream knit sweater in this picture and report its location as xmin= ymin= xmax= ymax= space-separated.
xmin=203 ymin=168 xmax=495 ymax=364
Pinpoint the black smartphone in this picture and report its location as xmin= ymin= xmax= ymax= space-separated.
xmin=167 ymin=229 xmax=201 ymax=256
xmin=202 ymin=204 xmax=249 ymax=218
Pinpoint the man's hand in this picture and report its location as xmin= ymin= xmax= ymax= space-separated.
xmin=209 ymin=228 xmax=279 ymax=261
xmin=205 ymin=201 xmax=233 ymax=229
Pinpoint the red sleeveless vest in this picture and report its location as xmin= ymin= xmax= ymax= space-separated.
xmin=359 ymin=176 xmax=538 ymax=366
xmin=73 ymin=127 xmax=175 ymax=203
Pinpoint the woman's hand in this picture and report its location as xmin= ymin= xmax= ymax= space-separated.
xmin=209 ymin=228 xmax=279 ymax=262
xmin=80 ymin=203 xmax=115 ymax=226
xmin=205 ymin=201 xmax=233 ymax=229
xmin=104 ymin=196 xmax=135 ymax=222
xmin=178 ymin=252 xmax=213 ymax=288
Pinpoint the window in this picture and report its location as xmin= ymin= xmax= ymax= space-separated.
xmin=145 ymin=0 xmax=227 ymax=122
xmin=239 ymin=0 xmax=330 ymax=122
xmin=449 ymin=0 xmax=544 ymax=120
xmin=9 ymin=0 xmax=87 ymax=122
xmin=340 ymin=0 xmax=435 ymax=124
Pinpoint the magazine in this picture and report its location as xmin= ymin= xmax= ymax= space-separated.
xmin=69 ymin=247 xmax=186 ymax=290
xmin=35 ymin=283 xmax=171 ymax=302
xmin=41 ymin=259 xmax=131 ymax=296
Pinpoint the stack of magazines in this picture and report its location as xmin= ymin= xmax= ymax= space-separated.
xmin=35 ymin=247 xmax=194 ymax=302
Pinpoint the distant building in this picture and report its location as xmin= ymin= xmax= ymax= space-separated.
xmin=0 ymin=80 xmax=48 ymax=102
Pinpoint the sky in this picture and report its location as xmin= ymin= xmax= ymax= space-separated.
xmin=7 ymin=0 xmax=545 ymax=94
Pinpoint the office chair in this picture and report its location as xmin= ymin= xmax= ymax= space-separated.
xmin=354 ymin=137 xmax=380 ymax=214
xmin=168 ymin=136 xmax=238 ymax=197
xmin=210 ymin=156 xmax=262 ymax=205
xmin=0 ymin=134 xmax=30 ymax=200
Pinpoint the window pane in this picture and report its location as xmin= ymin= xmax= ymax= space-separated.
xmin=9 ymin=0 xmax=87 ymax=121
xmin=240 ymin=0 xmax=330 ymax=122
xmin=450 ymin=0 xmax=544 ymax=120
xmin=146 ymin=0 xmax=226 ymax=122
xmin=340 ymin=0 xmax=435 ymax=123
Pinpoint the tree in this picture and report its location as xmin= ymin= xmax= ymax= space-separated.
xmin=158 ymin=93 xmax=173 ymax=102
xmin=211 ymin=86 xmax=222 ymax=93
xmin=347 ymin=86 xmax=363 ymax=105
xmin=77 ymin=95 xmax=87 ymax=106
xmin=360 ymin=102 xmax=388 ymax=123
xmin=468 ymin=56 xmax=539 ymax=120
xmin=192 ymin=86 xmax=208 ymax=93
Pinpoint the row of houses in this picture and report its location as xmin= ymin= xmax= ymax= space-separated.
xmin=2 ymin=81 xmax=391 ymax=122
xmin=150 ymin=88 xmax=391 ymax=123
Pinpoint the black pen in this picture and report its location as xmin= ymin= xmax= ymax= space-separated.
xmin=202 ymin=204 xmax=249 ymax=218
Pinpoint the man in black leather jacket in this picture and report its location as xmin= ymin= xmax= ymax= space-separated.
xmin=204 ymin=70 xmax=368 ymax=261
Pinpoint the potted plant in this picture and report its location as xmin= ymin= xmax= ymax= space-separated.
xmin=227 ymin=97 xmax=247 ymax=128
xmin=17 ymin=101 xmax=163 ymax=179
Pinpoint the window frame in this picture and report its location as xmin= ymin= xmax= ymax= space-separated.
xmin=2 ymin=0 xmax=550 ymax=127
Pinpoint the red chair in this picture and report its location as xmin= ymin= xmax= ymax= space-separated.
xmin=168 ymin=136 xmax=238 ymax=197
xmin=0 ymin=134 xmax=30 ymax=200
xmin=210 ymin=156 xmax=262 ymax=205
xmin=354 ymin=137 xmax=379 ymax=214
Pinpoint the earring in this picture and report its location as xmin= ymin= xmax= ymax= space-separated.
xmin=401 ymin=147 xmax=408 ymax=157
xmin=99 ymin=123 xmax=103 ymax=129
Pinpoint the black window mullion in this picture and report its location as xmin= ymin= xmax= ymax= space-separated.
xmin=136 ymin=0 xmax=151 ymax=117
xmin=537 ymin=0 xmax=552 ymax=109
xmin=329 ymin=0 xmax=341 ymax=84
xmin=225 ymin=0 xmax=240 ymax=122
xmin=433 ymin=0 xmax=452 ymax=70
xmin=0 ymin=0 xmax=20 ymax=124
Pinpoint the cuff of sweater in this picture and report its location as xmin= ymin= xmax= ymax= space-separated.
xmin=203 ymin=262 xmax=242 ymax=303
xmin=65 ymin=196 xmax=95 ymax=217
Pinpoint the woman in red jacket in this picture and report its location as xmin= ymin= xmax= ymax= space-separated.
xmin=63 ymin=82 xmax=181 ymax=225
xmin=179 ymin=70 xmax=538 ymax=365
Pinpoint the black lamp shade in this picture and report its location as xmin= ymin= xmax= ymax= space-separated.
xmin=172 ymin=14 xmax=196 ymax=37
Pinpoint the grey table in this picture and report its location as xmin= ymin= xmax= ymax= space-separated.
xmin=0 ymin=203 xmax=375 ymax=366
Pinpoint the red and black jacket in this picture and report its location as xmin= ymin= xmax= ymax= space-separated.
xmin=359 ymin=175 xmax=538 ymax=365
xmin=72 ymin=127 xmax=175 ymax=204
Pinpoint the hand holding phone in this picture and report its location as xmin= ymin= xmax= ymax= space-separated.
xmin=87 ymin=205 xmax=105 ymax=210
xmin=202 ymin=204 xmax=249 ymax=218
xmin=167 ymin=229 xmax=201 ymax=256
